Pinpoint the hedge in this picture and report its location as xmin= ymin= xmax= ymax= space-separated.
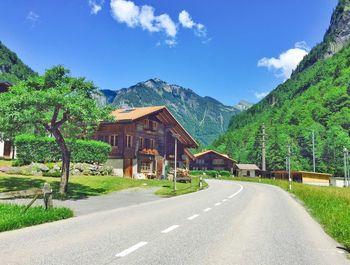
xmin=189 ymin=170 xmax=232 ymax=177
xmin=15 ymin=134 xmax=111 ymax=165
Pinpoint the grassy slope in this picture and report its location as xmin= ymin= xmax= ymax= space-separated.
xmin=0 ymin=174 xmax=206 ymax=199
xmin=220 ymin=177 xmax=350 ymax=250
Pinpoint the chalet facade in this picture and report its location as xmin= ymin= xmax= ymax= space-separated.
xmin=190 ymin=150 xmax=237 ymax=173
xmin=94 ymin=106 xmax=198 ymax=178
xmin=0 ymin=81 xmax=15 ymax=159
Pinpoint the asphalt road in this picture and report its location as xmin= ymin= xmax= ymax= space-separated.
xmin=0 ymin=179 xmax=348 ymax=265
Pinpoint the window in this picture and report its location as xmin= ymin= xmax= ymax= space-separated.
xmin=98 ymin=135 xmax=109 ymax=144
xmin=141 ymin=161 xmax=151 ymax=171
xmin=109 ymin=135 xmax=118 ymax=147
xmin=144 ymin=119 xmax=150 ymax=129
xmin=213 ymin=159 xmax=224 ymax=165
xmin=126 ymin=135 xmax=133 ymax=148
xmin=196 ymin=159 xmax=205 ymax=164
xmin=152 ymin=121 xmax=158 ymax=131
xmin=139 ymin=137 xmax=144 ymax=150
xmin=150 ymin=139 xmax=155 ymax=149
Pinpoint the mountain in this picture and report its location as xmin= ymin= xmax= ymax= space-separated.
xmin=212 ymin=0 xmax=350 ymax=177
xmin=0 ymin=41 xmax=36 ymax=83
xmin=293 ymin=0 xmax=350 ymax=75
xmin=234 ymin=100 xmax=253 ymax=111
xmin=99 ymin=78 xmax=241 ymax=145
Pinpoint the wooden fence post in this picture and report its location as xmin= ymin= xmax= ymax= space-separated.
xmin=42 ymin=183 xmax=53 ymax=209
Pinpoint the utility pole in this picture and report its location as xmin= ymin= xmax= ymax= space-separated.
xmin=174 ymin=136 xmax=178 ymax=192
xmin=312 ymin=130 xmax=316 ymax=172
xmin=344 ymin=147 xmax=348 ymax=187
xmin=288 ymin=145 xmax=292 ymax=191
xmin=260 ymin=124 xmax=267 ymax=173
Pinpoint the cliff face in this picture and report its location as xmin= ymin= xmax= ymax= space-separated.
xmin=294 ymin=0 xmax=350 ymax=75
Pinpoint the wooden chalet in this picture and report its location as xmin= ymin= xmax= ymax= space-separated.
xmin=94 ymin=106 xmax=198 ymax=178
xmin=190 ymin=150 xmax=237 ymax=173
xmin=0 ymin=81 xmax=15 ymax=159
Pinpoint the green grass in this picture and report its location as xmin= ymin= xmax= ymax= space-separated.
xmin=0 ymin=158 xmax=12 ymax=167
xmin=0 ymin=174 xmax=206 ymax=200
xmin=0 ymin=203 xmax=73 ymax=232
xmin=219 ymin=176 xmax=350 ymax=250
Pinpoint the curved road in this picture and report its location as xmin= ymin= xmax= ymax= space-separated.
xmin=0 ymin=180 xmax=348 ymax=265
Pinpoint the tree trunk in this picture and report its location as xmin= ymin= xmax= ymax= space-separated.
xmin=51 ymin=129 xmax=70 ymax=194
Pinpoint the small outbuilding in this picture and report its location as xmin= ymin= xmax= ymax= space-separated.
xmin=234 ymin=164 xmax=260 ymax=177
xmin=272 ymin=171 xmax=332 ymax=186
xmin=190 ymin=150 xmax=237 ymax=173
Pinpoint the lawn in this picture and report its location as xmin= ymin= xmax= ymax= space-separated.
xmin=219 ymin=176 xmax=350 ymax=250
xmin=0 ymin=158 xmax=13 ymax=167
xmin=0 ymin=174 xmax=207 ymax=200
xmin=0 ymin=203 xmax=73 ymax=232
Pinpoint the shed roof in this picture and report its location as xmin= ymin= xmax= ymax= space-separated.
xmin=109 ymin=106 xmax=198 ymax=148
xmin=272 ymin=170 xmax=332 ymax=177
xmin=236 ymin=164 xmax=260 ymax=170
xmin=194 ymin=150 xmax=237 ymax=162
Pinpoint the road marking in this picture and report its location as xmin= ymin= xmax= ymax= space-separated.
xmin=161 ymin=225 xmax=179 ymax=234
xmin=222 ymin=199 xmax=227 ymax=202
xmin=187 ymin=214 xmax=199 ymax=220
xmin=203 ymin=207 xmax=212 ymax=212
xmin=215 ymin=202 xmax=222 ymax=206
xmin=116 ymin=241 xmax=148 ymax=257
xmin=228 ymin=185 xmax=244 ymax=199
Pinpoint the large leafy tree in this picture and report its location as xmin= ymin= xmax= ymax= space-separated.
xmin=0 ymin=66 xmax=113 ymax=194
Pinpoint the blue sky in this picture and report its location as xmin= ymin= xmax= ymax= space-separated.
xmin=0 ymin=0 xmax=338 ymax=105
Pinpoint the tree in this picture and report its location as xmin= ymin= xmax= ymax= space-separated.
xmin=0 ymin=66 xmax=113 ymax=194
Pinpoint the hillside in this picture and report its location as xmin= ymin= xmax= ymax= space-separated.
xmin=213 ymin=1 xmax=350 ymax=177
xmin=99 ymin=79 xmax=241 ymax=145
xmin=0 ymin=41 xmax=36 ymax=83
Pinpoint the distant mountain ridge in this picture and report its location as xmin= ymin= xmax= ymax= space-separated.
xmin=98 ymin=78 xmax=247 ymax=145
xmin=0 ymin=41 xmax=36 ymax=83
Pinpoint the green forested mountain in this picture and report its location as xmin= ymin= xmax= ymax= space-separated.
xmin=98 ymin=79 xmax=242 ymax=145
xmin=213 ymin=1 xmax=350 ymax=177
xmin=0 ymin=41 xmax=36 ymax=83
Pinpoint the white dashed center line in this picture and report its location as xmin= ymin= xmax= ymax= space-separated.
xmin=187 ymin=214 xmax=199 ymax=220
xmin=203 ymin=207 xmax=212 ymax=212
xmin=222 ymin=199 xmax=227 ymax=202
xmin=215 ymin=202 xmax=222 ymax=206
xmin=161 ymin=225 xmax=179 ymax=234
xmin=116 ymin=241 xmax=148 ymax=257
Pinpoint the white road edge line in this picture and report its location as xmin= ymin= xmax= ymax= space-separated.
xmin=161 ymin=225 xmax=179 ymax=234
xmin=187 ymin=214 xmax=199 ymax=220
xmin=116 ymin=241 xmax=148 ymax=257
xmin=215 ymin=202 xmax=222 ymax=206
xmin=228 ymin=185 xmax=244 ymax=199
xmin=203 ymin=207 xmax=212 ymax=212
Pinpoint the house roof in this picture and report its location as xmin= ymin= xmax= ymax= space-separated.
xmin=236 ymin=164 xmax=260 ymax=170
xmin=110 ymin=106 xmax=198 ymax=148
xmin=194 ymin=150 xmax=237 ymax=162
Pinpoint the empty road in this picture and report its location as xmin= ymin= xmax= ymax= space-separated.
xmin=0 ymin=179 xmax=348 ymax=265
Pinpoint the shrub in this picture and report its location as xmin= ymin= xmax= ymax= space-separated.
xmin=15 ymin=134 xmax=111 ymax=165
xmin=219 ymin=170 xmax=231 ymax=177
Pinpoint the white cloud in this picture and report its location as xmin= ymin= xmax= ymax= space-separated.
xmin=254 ymin=91 xmax=269 ymax=100
xmin=179 ymin=10 xmax=207 ymax=37
xmin=257 ymin=42 xmax=309 ymax=79
xmin=26 ymin=11 xmax=39 ymax=27
xmin=110 ymin=0 xmax=177 ymax=40
xmin=89 ymin=0 xmax=104 ymax=15
xmin=165 ymin=39 xmax=177 ymax=47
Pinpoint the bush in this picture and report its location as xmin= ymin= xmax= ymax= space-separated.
xmin=219 ymin=170 xmax=231 ymax=177
xmin=15 ymin=134 xmax=111 ymax=165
